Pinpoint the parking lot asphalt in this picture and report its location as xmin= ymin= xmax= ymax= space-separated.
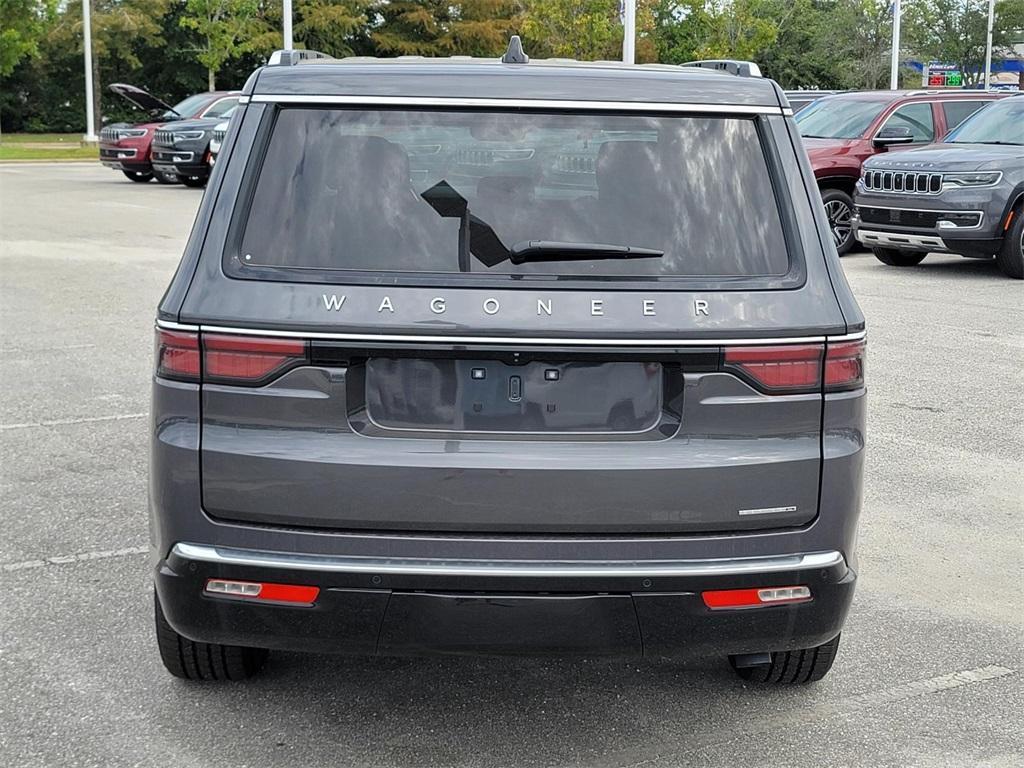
xmin=1 ymin=163 xmax=1022 ymax=768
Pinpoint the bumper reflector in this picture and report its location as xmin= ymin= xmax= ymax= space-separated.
xmin=205 ymin=579 xmax=319 ymax=605
xmin=702 ymin=585 xmax=811 ymax=609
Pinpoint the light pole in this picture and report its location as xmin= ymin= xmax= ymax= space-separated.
xmin=889 ymin=0 xmax=902 ymax=90
xmin=984 ymin=0 xmax=996 ymax=89
xmin=283 ymin=0 xmax=293 ymax=49
xmin=623 ymin=0 xmax=636 ymax=65
xmin=82 ymin=0 xmax=97 ymax=142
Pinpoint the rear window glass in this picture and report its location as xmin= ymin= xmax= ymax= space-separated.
xmin=237 ymin=108 xmax=790 ymax=279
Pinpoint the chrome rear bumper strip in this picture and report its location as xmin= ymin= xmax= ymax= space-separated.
xmin=172 ymin=542 xmax=844 ymax=579
xmin=156 ymin=319 xmax=862 ymax=347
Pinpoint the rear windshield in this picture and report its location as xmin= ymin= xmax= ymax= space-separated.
xmin=237 ymin=108 xmax=790 ymax=280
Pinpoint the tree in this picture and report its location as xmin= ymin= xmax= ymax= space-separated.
xmin=293 ymin=0 xmax=371 ymax=56
xmin=44 ymin=0 xmax=171 ymax=133
xmin=0 ymin=0 xmax=56 ymax=77
xmin=521 ymin=0 xmax=622 ymax=60
xmin=370 ymin=1 xmax=522 ymax=58
xmin=180 ymin=0 xmax=263 ymax=90
xmin=437 ymin=0 xmax=524 ymax=57
xmin=906 ymin=0 xmax=1024 ymax=85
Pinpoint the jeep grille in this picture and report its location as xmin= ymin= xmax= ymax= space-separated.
xmin=863 ymin=170 xmax=942 ymax=195
xmin=154 ymin=129 xmax=175 ymax=145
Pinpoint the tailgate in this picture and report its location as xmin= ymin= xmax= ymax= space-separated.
xmin=200 ymin=342 xmax=821 ymax=534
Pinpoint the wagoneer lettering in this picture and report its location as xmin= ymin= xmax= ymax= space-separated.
xmin=150 ymin=44 xmax=865 ymax=685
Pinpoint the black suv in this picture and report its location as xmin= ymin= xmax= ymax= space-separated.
xmin=150 ymin=45 xmax=866 ymax=684
xmin=151 ymin=109 xmax=235 ymax=188
xmin=854 ymin=95 xmax=1024 ymax=278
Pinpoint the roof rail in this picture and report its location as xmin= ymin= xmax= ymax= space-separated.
xmin=681 ymin=59 xmax=762 ymax=78
xmin=268 ymin=49 xmax=334 ymax=66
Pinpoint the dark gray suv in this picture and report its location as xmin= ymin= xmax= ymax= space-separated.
xmin=150 ymin=45 xmax=866 ymax=684
xmin=854 ymin=95 xmax=1024 ymax=279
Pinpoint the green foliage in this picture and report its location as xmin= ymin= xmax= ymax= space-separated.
xmin=294 ymin=0 xmax=371 ymax=56
xmin=906 ymin=0 xmax=1024 ymax=85
xmin=521 ymin=0 xmax=621 ymax=60
xmin=4 ymin=0 xmax=1024 ymax=132
xmin=371 ymin=1 xmax=521 ymax=57
xmin=0 ymin=0 xmax=55 ymax=76
xmin=180 ymin=0 xmax=263 ymax=89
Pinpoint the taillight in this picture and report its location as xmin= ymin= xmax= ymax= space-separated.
xmin=203 ymin=334 xmax=308 ymax=385
xmin=824 ymin=339 xmax=866 ymax=391
xmin=722 ymin=344 xmax=823 ymax=393
xmin=155 ymin=329 xmax=200 ymax=382
xmin=154 ymin=329 xmax=308 ymax=386
xmin=205 ymin=579 xmax=319 ymax=605
xmin=702 ymin=585 xmax=812 ymax=609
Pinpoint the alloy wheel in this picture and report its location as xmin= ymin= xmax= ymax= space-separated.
xmin=824 ymin=199 xmax=853 ymax=250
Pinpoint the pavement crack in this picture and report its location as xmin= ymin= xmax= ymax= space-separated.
xmin=0 ymin=412 xmax=146 ymax=430
xmin=1 ymin=545 xmax=148 ymax=573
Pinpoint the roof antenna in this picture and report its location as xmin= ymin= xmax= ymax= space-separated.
xmin=502 ymin=35 xmax=529 ymax=64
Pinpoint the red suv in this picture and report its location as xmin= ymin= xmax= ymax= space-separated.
xmin=99 ymin=84 xmax=240 ymax=184
xmin=794 ymin=90 xmax=1006 ymax=254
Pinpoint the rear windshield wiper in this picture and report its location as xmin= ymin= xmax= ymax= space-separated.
xmin=509 ymin=241 xmax=663 ymax=264
xmin=420 ymin=180 xmax=663 ymax=270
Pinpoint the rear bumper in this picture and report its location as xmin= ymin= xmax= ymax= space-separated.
xmin=156 ymin=543 xmax=855 ymax=658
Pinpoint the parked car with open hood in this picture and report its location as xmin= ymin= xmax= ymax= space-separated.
xmin=150 ymin=45 xmax=866 ymax=685
xmin=150 ymin=107 xmax=236 ymax=188
xmin=854 ymin=95 xmax=1024 ymax=278
xmin=795 ymin=89 xmax=1006 ymax=253
xmin=99 ymin=84 xmax=239 ymax=183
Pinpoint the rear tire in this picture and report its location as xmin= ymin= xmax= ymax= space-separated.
xmin=995 ymin=208 xmax=1024 ymax=279
xmin=122 ymin=170 xmax=154 ymax=183
xmin=821 ymin=188 xmax=855 ymax=255
xmin=872 ymin=247 xmax=927 ymax=267
xmin=154 ymin=592 xmax=268 ymax=681
xmin=730 ymin=634 xmax=841 ymax=684
xmin=181 ymin=175 xmax=207 ymax=188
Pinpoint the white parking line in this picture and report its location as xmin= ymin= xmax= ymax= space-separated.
xmin=0 ymin=412 xmax=146 ymax=430
xmin=1 ymin=545 xmax=148 ymax=573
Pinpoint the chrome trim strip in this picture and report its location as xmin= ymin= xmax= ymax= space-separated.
xmin=855 ymin=229 xmax=949 ymax=251
xmin=198 ymin=324 xmax=828 ymax=346
xmin=172 ymin=542 xmax=844 ymax=578
xmin=827 ymin=330 xmax=866 ymax=343
xmin=160 ymin=319 xmax=858 ymax=346
xmin=249 ymin=94 xmax=785 ymax=115
xmin=155 ymin=319 xmax=200 ymax=332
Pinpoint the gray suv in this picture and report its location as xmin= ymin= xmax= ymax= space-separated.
xmin=854 ymin=95 xmax=1024 ymax=279
xmin=150 ymin=44 xmax=866 ymax=684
